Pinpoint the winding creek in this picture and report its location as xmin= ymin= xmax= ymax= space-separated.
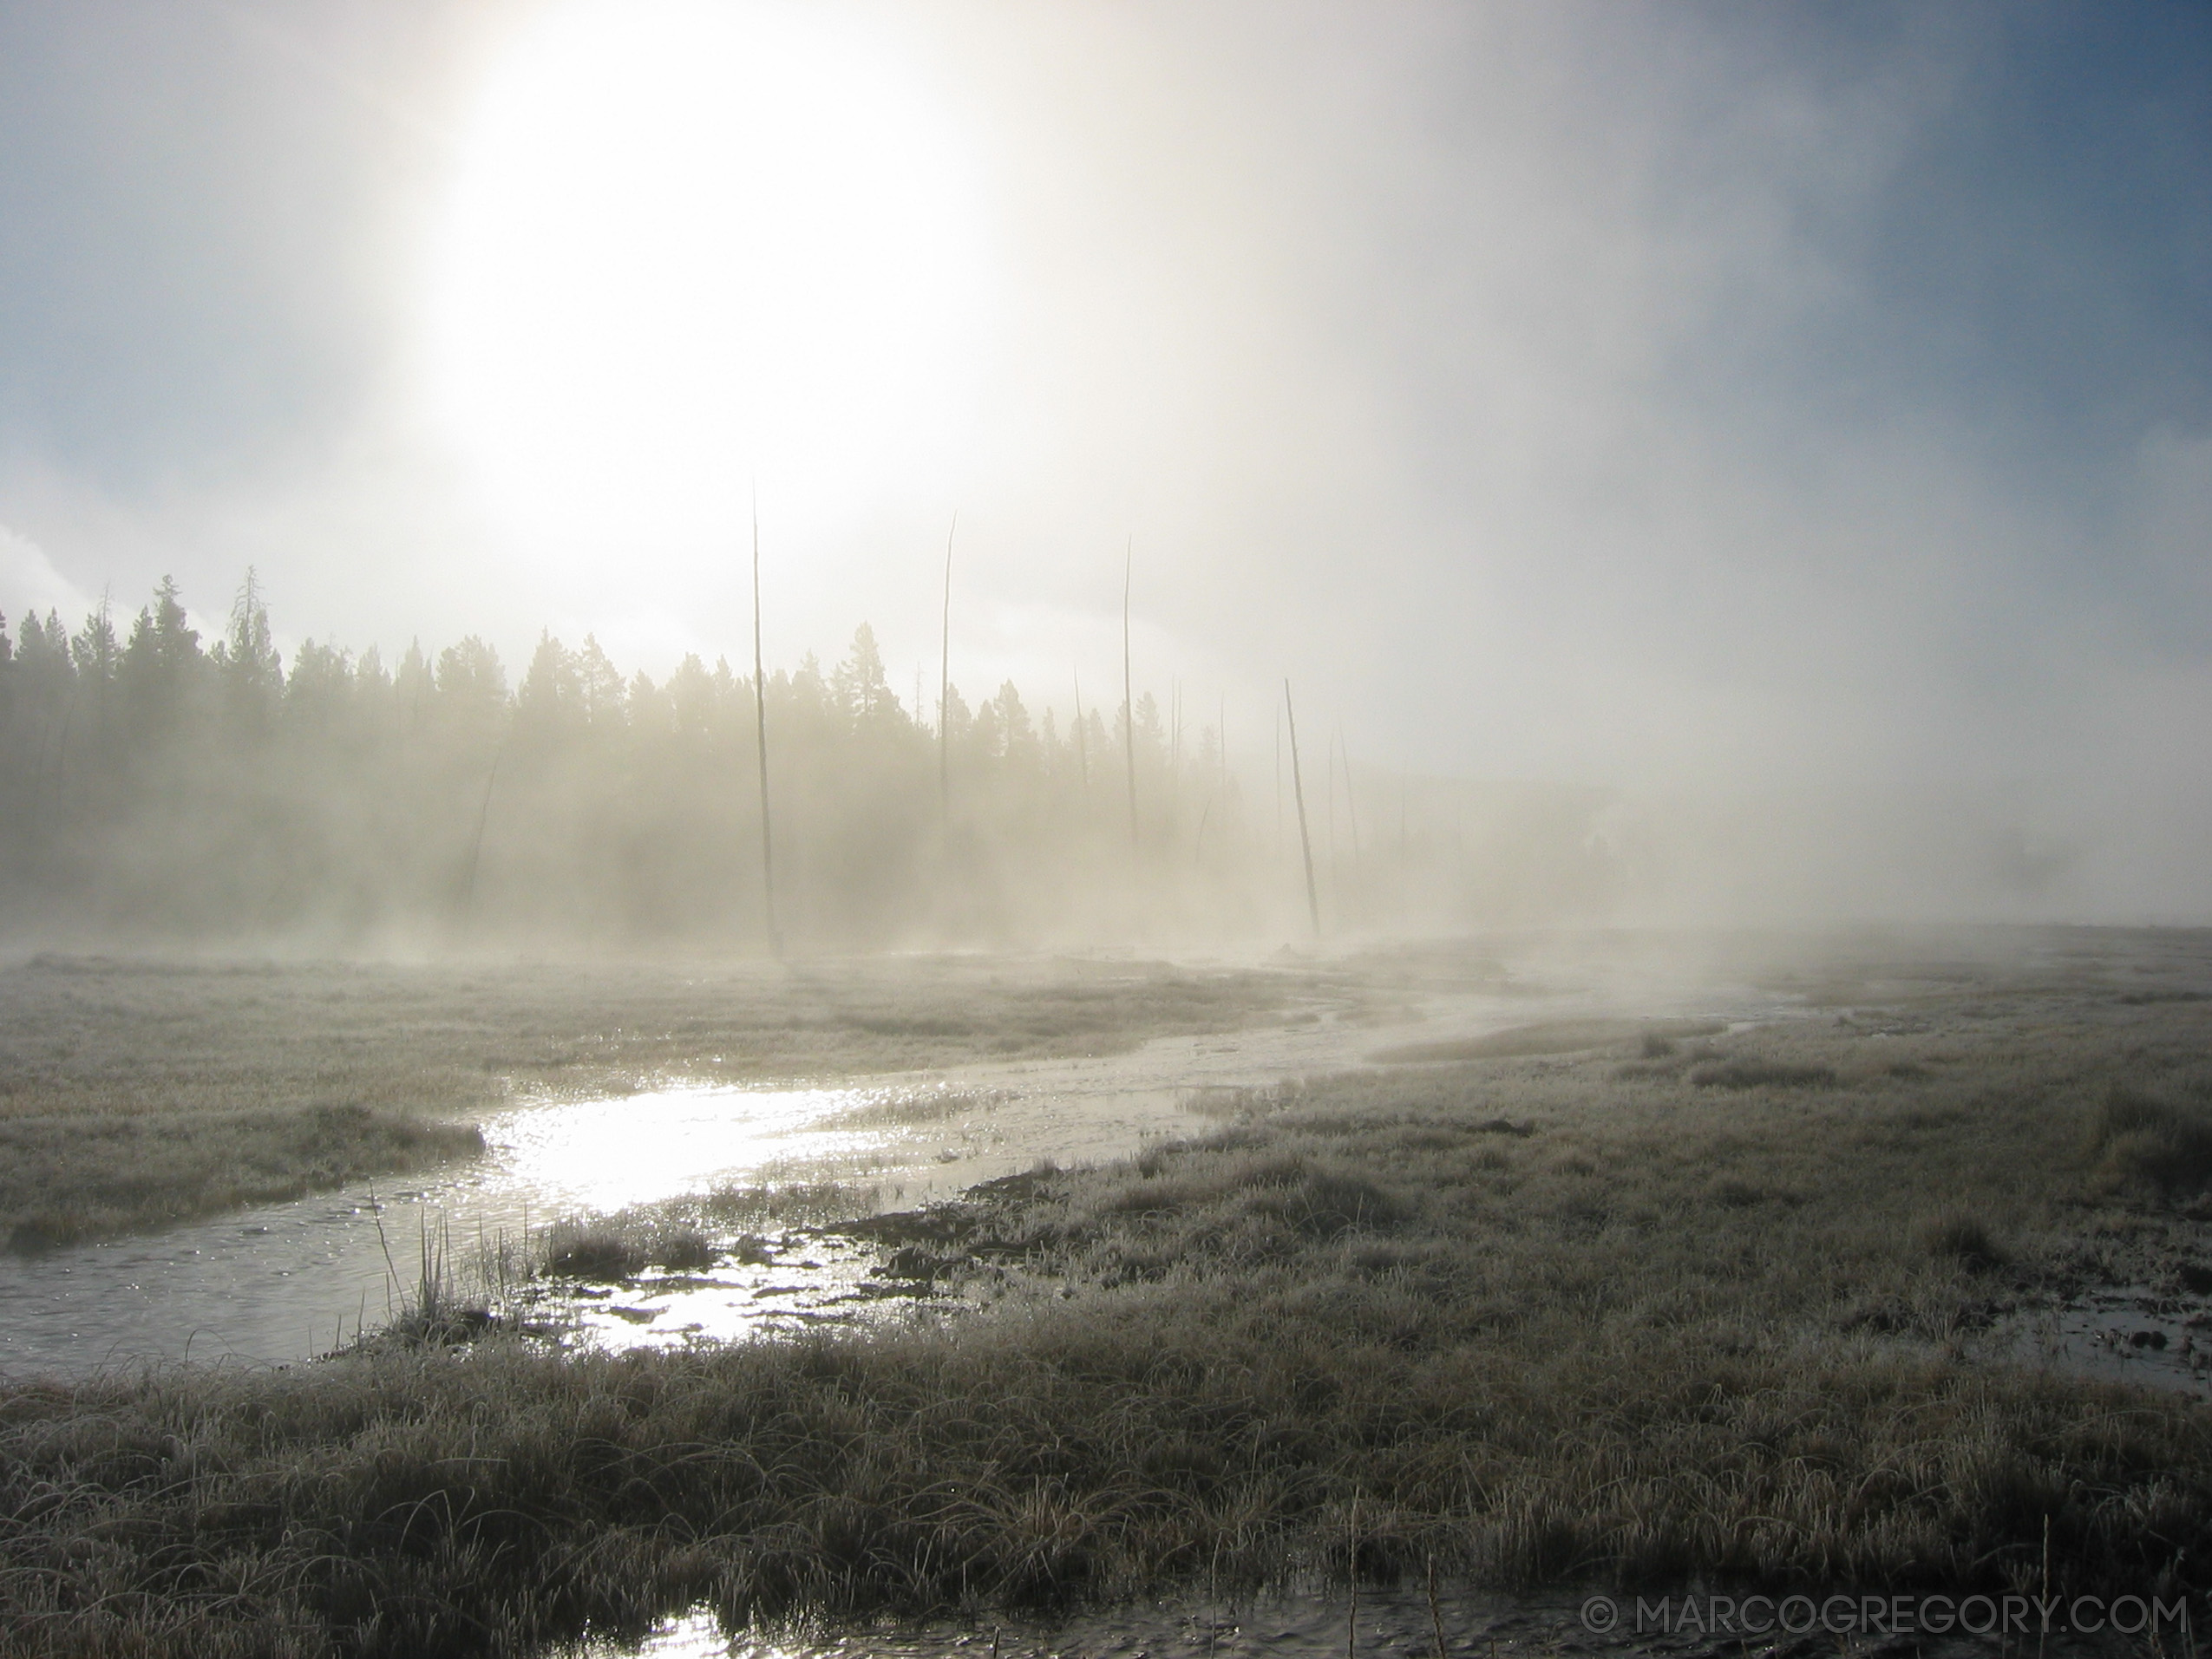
xmin=4 ymin=954 xmax=2192 ymax=1658
xmin=3 ymin=973 xmax=1746 ymax=1376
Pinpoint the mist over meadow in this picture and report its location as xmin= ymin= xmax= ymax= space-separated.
xmin=9 ymin=15 xmax=2212 ymax=1656
xmin=2 ymin=2 xmax=2208 ymax=941
xmin=0 ymin=575 xmax=1632 ymax=949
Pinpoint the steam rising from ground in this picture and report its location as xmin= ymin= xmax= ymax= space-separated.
xmin=1 ymin=3 xmax=2207 ymax=931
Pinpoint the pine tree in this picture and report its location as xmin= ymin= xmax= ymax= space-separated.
xmin=435 ymin=637 xmax=507 ymax=708
xmin=575 ymin=636 xmax=625 ymax=730
xmin=668 ymin=654 xmax=717 ymax=739
xmin=20 ymin=610 xmax=75 ymax=688
xmin=218 ymin=568 xmax=282 ymax=733
xmin=394 ymin=641 xmax=434 ymax=734
xmin=119 ymin=577 xmax=200 ymax=736
xmin=994 ymin=682 xmax=1035 ymax=767
xmin=70 ymin=603 xmax=120 ymax=693
xmin=284 ymin=640 xmax=355 ymax=732
xmin=834 ymin=623 xmax=894 ymax=726
xmin=517 ymin=633 xmax=582 ymax=732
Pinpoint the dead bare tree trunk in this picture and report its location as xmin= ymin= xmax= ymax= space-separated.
xmin=752 ymin=497 xmax=782 ymax=958
xmin=1073 ymin=669 xmax=1089 ymax=787
xmin=460 ymin=740 xmax=502 ymax=930
xmin=1335 ymin=730 xmax=1363 ymax=929
xmin=1274 ymin=702 xmax=1284 ymax=864
xmin=1122 ymin=539 xmax=1138 ymax=852
xmin=1285 ymin=679 xmax=1320 ymax=937
xmin=939 ymin=513 xmax=956 ymax=828
xmin=1169 ymin=677 xmax=1181 ymax=839
xmin=1338 ymin=731 xmax=1363 ymax=861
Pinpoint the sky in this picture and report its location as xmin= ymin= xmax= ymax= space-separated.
xmin=1 ymin=0 xmax=2208 ymax=922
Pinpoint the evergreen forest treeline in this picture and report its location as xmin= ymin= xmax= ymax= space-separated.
xmin=0 ymin=575 xmax=1628 ymax=949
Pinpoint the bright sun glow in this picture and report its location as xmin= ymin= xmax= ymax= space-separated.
xmin=423 ymin=0 xmax=996 ymax=552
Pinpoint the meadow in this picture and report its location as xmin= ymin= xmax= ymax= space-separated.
xmin=4 ymin=931 xmax=2212 ymax=1655
xmin=0 ymin=951 xmax=1292 ymax=1248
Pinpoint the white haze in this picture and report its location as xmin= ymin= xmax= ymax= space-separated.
xmin=2 ymin=1 xmax=2207 ymax=929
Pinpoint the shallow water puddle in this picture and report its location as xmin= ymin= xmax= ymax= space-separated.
xmin=589 ymin=1589 xmax=1550 ymax=1659
xmin=0 ymin=976 xmax=1767 ymax=1375
xmin=1991 ymin=1283 xmax=2212 ymax=1400
xmin=583 ymin=1582 xmax=2147 ymax=1658
xmin=0 ymin=1082 xmax=891 ymax=1374
xmin=523 ymin=1229 xmax=919 ymax=1354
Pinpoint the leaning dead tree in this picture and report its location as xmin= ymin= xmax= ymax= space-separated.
xmin=1284 ymin=679 xmax=1320 ymax=937
xmin=460 ymin=740 xmax=503 ymax=928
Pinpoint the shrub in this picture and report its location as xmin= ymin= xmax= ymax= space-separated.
xmin=651 ymin=1226 xmax=718 ymax=1271
xmin=1914 ymin=1209 xmax=2004 ymax=1269
xmin=1248 ymin=1166 xmax=1407 ymax=1237
xmin=1688 ymin=1058 xmax=1836 ymax=1091
xmin=2083 ymin=1084 xmax=2212 ymax=1194
xmin=543 ymin=1220 xmax=645 ymax=1280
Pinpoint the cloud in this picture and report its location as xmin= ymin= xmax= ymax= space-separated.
xmin=0 ymin=521 xmax=92 ymax=627
xmin=0 ymin=1 xmax=2207 ymax=921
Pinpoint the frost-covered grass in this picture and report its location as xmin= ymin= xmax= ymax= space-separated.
xmin=9 ymin=939 xmax=2212 ymax=1656
xmin=0 ymin=951 xmax=1291 ymax=1246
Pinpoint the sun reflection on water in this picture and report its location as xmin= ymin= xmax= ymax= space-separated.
xmin=488 ymin=1085 xmax=879 ymax=1215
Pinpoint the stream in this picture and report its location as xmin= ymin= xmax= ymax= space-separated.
xmin=4 ymin=957 xmax=2185 ymax=1658
xmin=0 ymin=973 xmax=1752 ymax=1377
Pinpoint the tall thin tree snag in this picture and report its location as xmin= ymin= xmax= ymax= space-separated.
xmin=939 ymin=513 xmax=957 ymax=826
xmin=1073 ymin=668 xmax=1089 ymax=787
xmin=1274 ymin=702 xmax=1285 ymax=863
xmin=1334 ymin=729 xmax=1364 ymax=928
xmin=1168 ymin=677 xmax=1182 ymax=837
xmin=1122 ymin=539 xmax=1138 ymax=851
xmin=461 ymin=741 xmax=501 ymax=928
xmin=752 ymin=496 xmax=782 ymax=958
xmin=1338 ymin=730 xmax=1363 ymax=861
xmin=1285 ymin=679 xmax=1320 ymax=937
xmin=1325 ymin=737 xmax=1337 ymax=881
xmin=1170 ymin=679 xmax=1181 ymax=780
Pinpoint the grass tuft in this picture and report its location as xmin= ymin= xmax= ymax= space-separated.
xmin=2082 ymin=1082 xmax=2212 ymax=1194
xmin=1686 ymin=1056 xmax=1837 ymax=1090
xmin=1914 ymin=1208 xmax=2006 ymax=1269
xmin=544 ymin=1218 xmax=647 ymax=1279
xmin=541 ymin=1215 xmax=735 ymax=1279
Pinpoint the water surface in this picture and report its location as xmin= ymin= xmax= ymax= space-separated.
xmin=0 ymin=971 xmax=1773 ymax=1375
